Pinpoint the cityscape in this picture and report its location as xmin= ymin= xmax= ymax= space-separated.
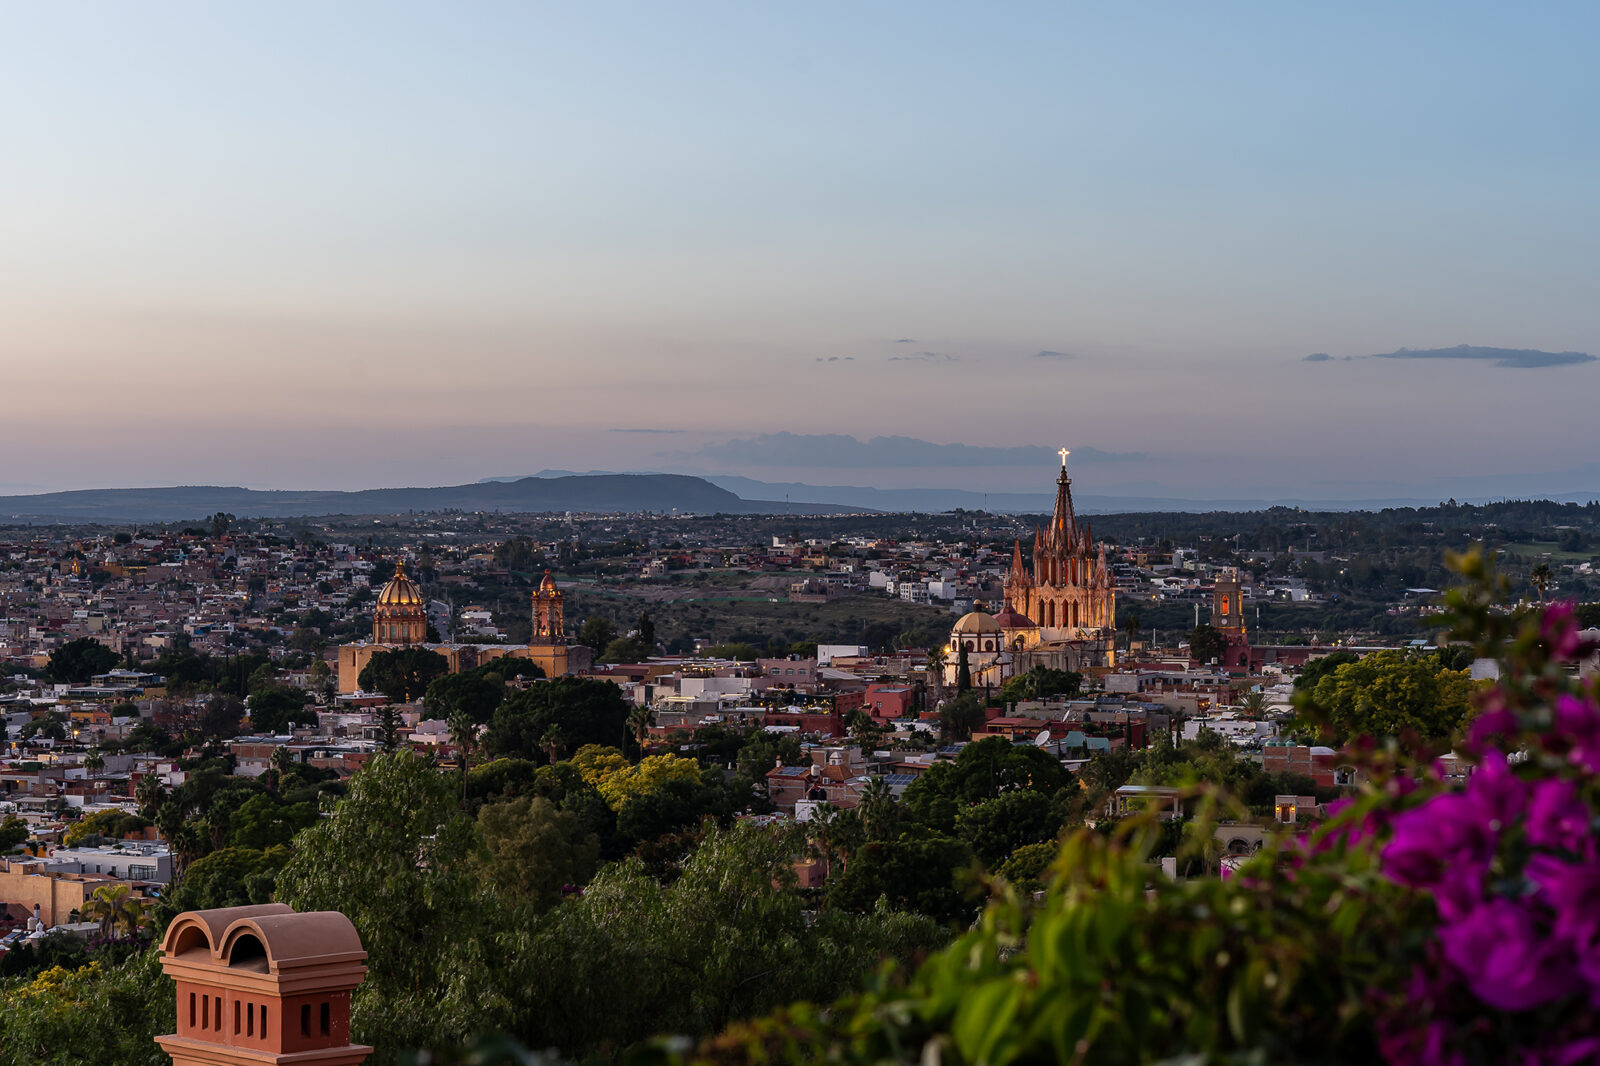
xmin=4 ymin=5 xmax=1600 ymax=1066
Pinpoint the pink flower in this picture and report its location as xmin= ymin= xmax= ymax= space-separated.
xmin=1528 ymin=856 xmax=1600 ymax=987
xmin=1551 ymin=695 xmax=1600 ymax=774
xmin=1527 ymin=779 xmax=1592 ymax=857
xmin=1542 ymin=602 xmax=1587 ymax=662
xmin=1438 ymin=898 xmax=1575 ymax=1011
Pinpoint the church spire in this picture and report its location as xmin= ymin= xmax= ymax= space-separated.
xmin=1051 ymin=462 xmax=1077 ymax=546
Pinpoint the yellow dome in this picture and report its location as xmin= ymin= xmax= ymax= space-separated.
xmin=376 ymin=559 xmax=424 ymax=608
xmin=951 ymin=610 xmax=1002 ymax=635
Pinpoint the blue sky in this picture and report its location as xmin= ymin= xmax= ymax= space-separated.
xmin=3 ymin=3 xmax=1597 ymax=500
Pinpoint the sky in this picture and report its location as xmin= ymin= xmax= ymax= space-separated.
xmin=3 ymin=2 xmax=1598 ymax=502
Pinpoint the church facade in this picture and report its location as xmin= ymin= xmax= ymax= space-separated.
xmin=336 ymin=563 xmax=586 ymax=693
xmin=946 ymin=456 xmax=1117 ymax=687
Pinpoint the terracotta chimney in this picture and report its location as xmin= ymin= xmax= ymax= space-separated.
xmin=156 ymin=903 xmax=371 ymax=1065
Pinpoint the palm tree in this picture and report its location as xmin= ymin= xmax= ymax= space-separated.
xmin=135 ymin=773 xmax=166 ymax=821
xmin=83 ymin=748 xmax=105 ymax=776
xmin=84 ymin=883 xmax=147 ymax=940
xmin=1531 ymin=562 xmax=1553 ymax=603
xmin=627 ymin=704 xmax=655 ymax=753
xmin=539 ymin=724 xmax=565 ymax=765
xmin=1239 ymin=691 xmax=1267 ymax=720
xmin=857 ymin=777 xmax=897 ymax=842
xmin=268 ymin=745 xmax=296 ymax=794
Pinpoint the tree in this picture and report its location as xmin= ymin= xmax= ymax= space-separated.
xmin=475 ymin=795 xmax=601 ymax=912
xmin=1302 ymin=649 xmax=1477 ymax=748
xmin=247 ymin=683 xmax=315 ymax=733
xmin=226 ymin=793 xmax=317 ymax=849
xmin=82 ymin=883 xmax=148 ymax=940
xmin=577 ymin=617 xmax=617 ymax=655
xmin=955 ymin=789 xmax=1060 ymax=867
xmin=83 ymin=748 xmax=105 ymax=776
xmin=1188 ymin=624 xmax=1228 ymax=665
xmin=955 ymin=643 xmax=972 ymax=692
xmin=198 ymin=694 xmax=246 ymax=739
xmin=627 ymin=704 xmax=655 ymax=752
xmin=375 ymin=705 xmax=402 ymax=752
xmin=482 ymin=678 xmax=630 ymax=763
xmin=276 ymin=751 xmax=500 ymax=1056
xmin=160 ymin=845 xmax=290 ymax=918
xmin=827 ymin=832 xmax=977 ymax=924
xmin=209 ymin=511 xmax=234 ymax=539
xmin=936 ymin=691 xmax=985 ymax=744
xmin=358 ymin=647 xmax=450 ymax=702
xmin=45 ymin=637 xmax=119 ymax=684
xmin=0 ymin=814 xmax=29 ymax=853
xmin=135 ymin=768 xmax=166 ymax=816
xmin=1530 ymin=562 xmax=1553 ymax=602
xmin=636 ymin=610 xmax=657 ymax=650
xmin=600 ymin=636 xmax=652 ymax=663
xmin=424 ymin=671 xmax=505 ymax=725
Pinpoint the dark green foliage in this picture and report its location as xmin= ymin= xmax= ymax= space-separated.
xmin=359 ymin=647 xmax=452 ymax=702
xmin=246 ymin=683 xmax=316 ymax=733
xmin=158 ymin=846 xmax=290 ymax=925
xmin=1293 ymin=650 xmax=1359 ymax=691
xmin=226 ymin=793 xmax=318 ymax=849
xmin=424 ymin=670 xmax=507 ymax=725
xmin=1188 ymin=623 xmax=1229 ymax=664
xmin=954 ymin=789 xmax=1060 ymax=866
xmin=482 ymin=679 xmax=630 ymax=763
xmin=999 ymin=664 xmax=1083 ymax=703
xmin=902 ymin=736 xmax=1075 ymax=834
xmin=45 ymin=637 xmax=119 ymax=684
xmin=827 ymin=832 xmax=977 ymax=924
xmin=277 ymin=751 xmax=494 ymax=1060
xmin=476 ymin=796 xmax=600 ymax=912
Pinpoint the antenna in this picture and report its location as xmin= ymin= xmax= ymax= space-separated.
xmin=1033 ymin=729 xmax=1051 ymax=747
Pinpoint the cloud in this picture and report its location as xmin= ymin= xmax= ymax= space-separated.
xmin=1374 ymin=345 xmax=1596 ymax=369
xmin=894 ymin=337 xmax=916 ymax=343
xmin=667 ymin=433 xmax=1147 ymax=468
xmin=813 ymin=356 xmax=857 ymax=363
xmin=1303 ymin=352 xmax=1333 ymax=362
xmin=888 ymin=351 xmax=958 ymax=363
xmin=1032 ymin=350 xmax=1077 ymax=359
xmin=609 ymin=427 xmax=684 ymax=434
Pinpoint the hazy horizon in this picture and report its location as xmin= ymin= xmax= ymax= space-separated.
xmin=5 ymin=4 xmax=1597 ymax=500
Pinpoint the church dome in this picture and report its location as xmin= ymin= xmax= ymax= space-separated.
xmin=992 ymin=604 xmax=1036 ymax=629
xmin=951 ymin=610 xmax=1002 ymax=636
xmin=538 ymin=570 xmax=560 ymax=595
xmin=376 ymin=560 xmax=423 ymax=608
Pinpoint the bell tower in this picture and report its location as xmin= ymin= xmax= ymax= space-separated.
xmin=1211 ymin=567 xmax=1247 ymax=641
xmin=528 ymin=571 xmax=570 ymax=677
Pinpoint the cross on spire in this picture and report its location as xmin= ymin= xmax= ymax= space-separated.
xmin=1058 ymin=447 xmax=1070 ymax=468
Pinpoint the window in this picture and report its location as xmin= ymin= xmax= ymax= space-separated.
xmin=129 ymin=863 xmax=156 ymax=880
xmin=247 ymin=1001 xmax=254 ymax=1037
xmin=320 ymin=1002 xmax=330 ymax=1036
xmin=215 ymin=997 xmax=222 ymax=1032
xmin=189 ymin=993 xmax=196 ymax=1029
xmin=301 ymin=1004 xmax=311 ymax=1037
xmin=235 ymin=1000 xmax=241 ymax=1034
xmin=260 ymin=1005 xmax=268 ymax=1039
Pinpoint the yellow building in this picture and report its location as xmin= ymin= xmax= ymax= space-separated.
xmin=336 ymin=563 xmax=585 ymax=693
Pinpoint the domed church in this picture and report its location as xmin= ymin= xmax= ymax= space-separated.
xmin=336 ymin=560 xmax=588 ymax=694
xmin=944 ymin=454 xmax=1117 ymax=687
xmin=371 ymin=558 xmax=428 ymax=645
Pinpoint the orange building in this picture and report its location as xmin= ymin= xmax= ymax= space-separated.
xmin=157 ymin=903 xmax=371 ymax=1065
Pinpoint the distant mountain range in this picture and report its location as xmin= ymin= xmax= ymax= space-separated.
xmin=485 ymin=472 xmax=1600 ymax=515
xmin=4 ymin=470 xmax=1596 ymax=524
xmin=0 ymin=475 xmax=862 ymax=523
